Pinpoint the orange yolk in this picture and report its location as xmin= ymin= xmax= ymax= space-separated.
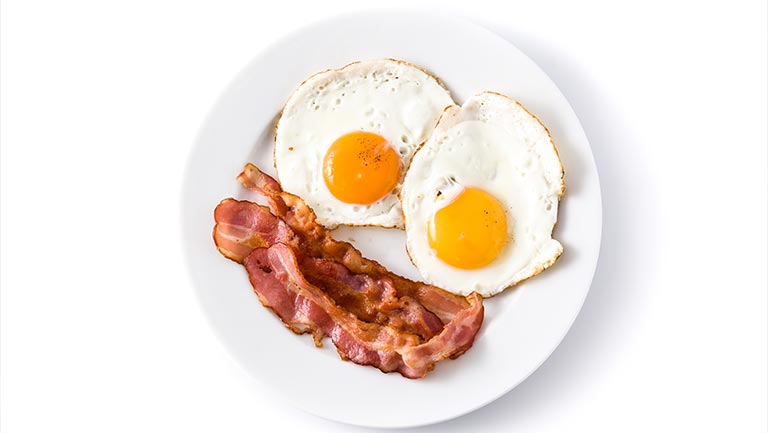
xmin=323 ymin=131 xmax=400 ymax=205
xmin=428 ymin=187 xmax=508 ymax=269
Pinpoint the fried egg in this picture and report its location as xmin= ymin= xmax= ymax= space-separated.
xmin=401 ymin=92 xmax=565 ymax=297
xmin=274 ymin=59 xmax=454 ymax=228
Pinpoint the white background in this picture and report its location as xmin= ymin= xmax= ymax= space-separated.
xmin=1 ymin=1 xmax=766 ymax=432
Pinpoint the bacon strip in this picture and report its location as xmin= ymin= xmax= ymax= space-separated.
xmin=246 ymin=244 xmax=421 ymax=377
xmin=245 ymin=243 xmax=482 ymax=378
xmin=211 ymin=163 xmax=484 ymax=378
xmin=213 ymin=198 xmax=296 ymax=262
xmin=213 ymin=198 xmax=445 ymax=340
xmin=299 ymin=257 xmax=445 ymax=340
xmin=236 ymin=163 xmax=479 ymax=324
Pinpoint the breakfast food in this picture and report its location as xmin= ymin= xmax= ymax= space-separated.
xmin=211 ymin=60 xmax=568 ymax=378
xmin=400 ymin=92 xmax=565 ymax=297
xmin=212 ymin=163 xmax=484 ymax=378
xmin=274 ymin=59 xmax=454 ymax=229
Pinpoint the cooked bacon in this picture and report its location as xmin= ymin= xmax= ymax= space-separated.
xmin=213 ymin=198 xmax=296 ymax=262
xmin=245 ymin=243 xmax=482 ymax=378
xmin=236 ymin=163 xmax=480 ymax=325
xmin=214 ymin=198 xmax=445 ymax=341
xmin=300 ymin=257 xmax=445 ymax=340
xmin=211 ymin=163 xmax=484 ymax=378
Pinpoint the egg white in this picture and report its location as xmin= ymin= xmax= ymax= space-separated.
xmin=401 ymin=92 xmax=565 ymax=297
xmin=274 ymin=59 xmax=454 ymax=228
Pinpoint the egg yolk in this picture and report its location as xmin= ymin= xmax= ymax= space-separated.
xmin=323 ymin=131 xmax=400 ymax=205
xmin=428 ymin=187 xmax=508 ymax=269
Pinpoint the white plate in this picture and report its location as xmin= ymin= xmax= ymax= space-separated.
xmin=181 ymin=11 xmax=602 ymax=428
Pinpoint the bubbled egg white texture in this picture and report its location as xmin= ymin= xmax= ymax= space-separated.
xmin=274 ymin=59 xmax=454 ymax=228
xmin=401 ymin=92 xmax=565 ymax=297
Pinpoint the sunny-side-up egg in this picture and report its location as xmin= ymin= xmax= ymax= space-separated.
xmin=274 ymin=59 xmax=455 ymax=228
xmin=401 ymin=92 xmax=565 ymax=297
